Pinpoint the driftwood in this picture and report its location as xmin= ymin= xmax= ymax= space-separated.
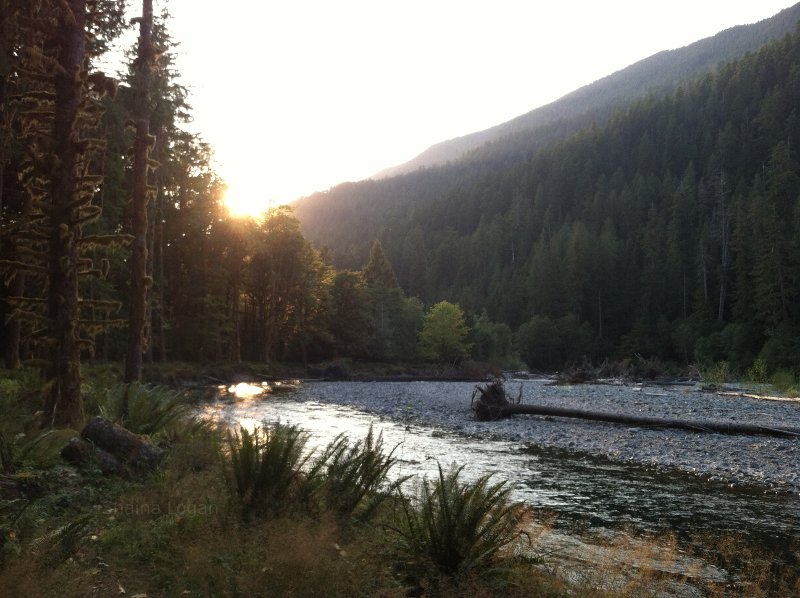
xmin=61 ymin=416 xmax=164 ymax=475
xmin=471 ymin=380 xmax=800 ymax=439
xmin=554 ymin=357 xmax=669 ymax=385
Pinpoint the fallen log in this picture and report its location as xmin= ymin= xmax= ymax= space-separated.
xmin=61 ymin=416 xmax=164 ymax=475
xmin=61 ymin=437 xmax=124 ymax=475
xmin=471 ymin=380 xmax=800 ymax=439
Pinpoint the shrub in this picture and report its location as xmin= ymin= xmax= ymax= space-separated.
xmin=0 ymin=429 xmax=68 ymax=474
xmin=701 ymin=360 xmax=733 ymax=384
xmin=389 ymin=463 xmax=530 ymax=578
xmin=224 ymin=423 xmax=311 ymax=518
xmin=745 ymin=357 xmax=770 ymax=384
xmin=771 ymin=370 xmax=799 ymax=396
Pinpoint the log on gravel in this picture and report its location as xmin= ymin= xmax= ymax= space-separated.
xmin=471 ymin=381 xmax=800 ymax=439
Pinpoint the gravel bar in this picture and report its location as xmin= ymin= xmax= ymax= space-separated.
xmin=297 ymin=379 xmax=800 ymax=493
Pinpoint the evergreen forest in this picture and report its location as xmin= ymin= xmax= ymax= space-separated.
xmin=296 ymin=22 xmax=800 ymax=375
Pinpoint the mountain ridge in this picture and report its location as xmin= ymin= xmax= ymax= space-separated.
xmin=373 ymin=2 xmax=800 ymax=179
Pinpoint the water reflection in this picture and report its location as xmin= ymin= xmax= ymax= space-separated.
xmin=222 ymin=380 xmax=301 ymax=399
xmin=226 ymin=382 xmax=270 ymax=398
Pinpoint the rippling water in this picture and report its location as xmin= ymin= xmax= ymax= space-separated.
xmin=200 ymin=381 xmax=800 ymax=552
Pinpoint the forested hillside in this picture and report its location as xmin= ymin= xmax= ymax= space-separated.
xmin=375 ymin=3 xmax=800 ymax=179
xmin=296 ymin=24 xmax=800 ymax=372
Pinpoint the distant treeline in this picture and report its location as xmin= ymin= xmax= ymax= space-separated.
xmin=296 ymin=24 xmax=800 ymax=374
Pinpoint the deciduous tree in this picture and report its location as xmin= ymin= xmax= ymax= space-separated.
xmin=418 ymin=301 xmax=470 ymax=363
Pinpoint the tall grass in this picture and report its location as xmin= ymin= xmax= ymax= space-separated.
xmin=224 ymin=423 xmax=311 ymax=518
xmin=389 ymin=463 xmax=530 ymax=578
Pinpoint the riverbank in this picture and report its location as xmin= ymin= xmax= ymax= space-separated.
xmin=3 ymin=366 xmax=798 ymax=595
xmin=285 ymin=379 xmax=800 ymax=494
xmin=204 ymin=379 xmax=800 ymax=595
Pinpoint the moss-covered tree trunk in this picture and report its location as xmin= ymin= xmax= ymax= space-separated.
xmin=45 ymin=0 xmax=87 ymax=427
xmin=125 ymin=0 xmax=155 ymax=382
xmin=0 ymin=1 xmax=20 ymax=370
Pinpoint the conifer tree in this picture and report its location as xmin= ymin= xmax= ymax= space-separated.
xmin=125 ymin=0 xmax=157 ymax=382
xmin=0 ymin=0 xmax=124 ymax=426
xmin=363 ymin=240 xmax=398 ymax=288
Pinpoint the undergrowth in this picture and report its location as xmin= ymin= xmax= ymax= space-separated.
xmin=389 ymin=463 xmax=531 ymax=581
xmin=2 ymin=365 xmax=798 ymax=596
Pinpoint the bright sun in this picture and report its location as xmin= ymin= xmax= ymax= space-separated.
xmin=222 ymin=179 xmax=270 ymax=219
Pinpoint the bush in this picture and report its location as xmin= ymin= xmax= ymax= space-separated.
xmin=701 ymin=360 xmax=733 ymax=384
xmin=515 ymin=314 xmax=593 ymax=371
xmin=745 ymin=357 xmax=770 ymax=384
xmin=389 ymin=463 xmax=529 ymax=579
xmin=771 ymin=370 xmax=799 ymax=396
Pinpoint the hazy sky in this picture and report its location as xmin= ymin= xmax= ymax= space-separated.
xmin=136 ymin=1 xmax=797 ymax=214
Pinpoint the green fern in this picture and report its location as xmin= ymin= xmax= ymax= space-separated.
xmin=313 ymin=425 xmax=406 ymax=521
xmin=224 ymin=423 xmax=311 ymax=518
xmin=29 ymin=513 xmax=94 ymax=564
xmin=0 ymin=429 xmax=57 ymax=474
xmin=389 ymin=463 xmax=530 ymax=578
xmin=97 ymin=383 xmax=194 ymax=440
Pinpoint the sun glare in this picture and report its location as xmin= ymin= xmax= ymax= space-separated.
xmin=223 ymin=180 xmax=270 ymax=219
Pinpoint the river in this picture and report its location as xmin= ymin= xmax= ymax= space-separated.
xmin=199 ymin=379 xmax=800 ymax=587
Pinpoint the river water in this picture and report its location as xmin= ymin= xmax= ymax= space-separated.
xmin=199 ymin=379 xmax=800 ymax=584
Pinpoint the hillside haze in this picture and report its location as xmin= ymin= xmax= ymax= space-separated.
xmin=294 ymin=6 xmax=800 ymax=372
xmin=375 ymin=2 xmax=800 ymax=179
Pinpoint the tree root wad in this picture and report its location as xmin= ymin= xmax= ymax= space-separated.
xmin=471 ymin=379 xmax=522 ymax=421
xmin=470 ymin=380 xmax=800 ymax=439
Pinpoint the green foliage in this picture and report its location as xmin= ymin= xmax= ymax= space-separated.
xmin=312 ymin=426 xmax=405 ymax=521
xmin=5 ymin=429 xmax=77 ymax=473
xmin=239 ymin=207 xmax=333 ymax=363
xmin=418 ymin=301 xmax=471 ymax=363
xmin=363 ymin=240 xmax=399 ymax=288
xmin=328 ymin=271 xmax=372 ymax=358
xmin=701 ymin=361 xmax=733 ymax=385
xmin=366 ymin=286 xmax=424 ymax=362
xmin=515 ymin=314 xmax=593 ymax=371
xmin=0 ymin=499 xmax=28 ymax=568
xmin=28 ymin=513 xmax=94 ymax=566
xmin=96 ymin=383 xmax=198 ymax=441
xmin=389 ymin=463 xmax=529 ymax=578
xmin=471 ymin=311 xmax=522 ymax=369
xmin=757 ymin=321 xmax=800 ymax=373
xmin=745 ymin=357 xmax=770 ymax=384
xmin=223 ymin=423 xmax=311 ymax=519
xmin=0 ymin=375 xmax=70 ymax=473
xmin=771 ymin=370 xmax=799 ymax=396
